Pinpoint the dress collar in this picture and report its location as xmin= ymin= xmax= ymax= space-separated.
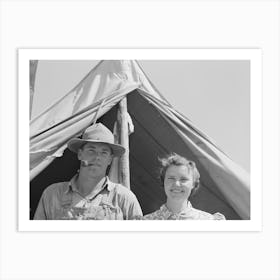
xmin=160 ymin=201 xmax=193 ymax=218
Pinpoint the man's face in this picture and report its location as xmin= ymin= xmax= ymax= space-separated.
xmin=78 ymin=142 xmax=113 ymax=178
xmin=164 ymin=165 xmax=194 ymax=202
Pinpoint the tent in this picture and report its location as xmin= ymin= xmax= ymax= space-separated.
xmin=30 ymin=60 xmax=250 ymax=220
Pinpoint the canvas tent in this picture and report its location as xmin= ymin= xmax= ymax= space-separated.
xmin=30 ymin=60 xmax=250 ymax=220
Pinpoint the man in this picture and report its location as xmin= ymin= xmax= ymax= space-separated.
xmin=33 ymin=123 xmax=143 ymax=220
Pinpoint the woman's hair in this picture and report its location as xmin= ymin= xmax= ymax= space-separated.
xmin=159 ymin=153 xmax=200 ymax=198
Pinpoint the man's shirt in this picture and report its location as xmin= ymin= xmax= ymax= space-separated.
xmin=143 ymin=203 xmax=226 ymax=220
xmin=33 ymin=175 xmax=143 ymax=220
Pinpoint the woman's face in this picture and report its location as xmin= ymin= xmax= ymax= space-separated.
xmin=164 ymin=165 xmax=194 ymax=202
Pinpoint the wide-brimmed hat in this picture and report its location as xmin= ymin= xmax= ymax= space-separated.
xmin=67 ymin=123 xmax=125 ymax=157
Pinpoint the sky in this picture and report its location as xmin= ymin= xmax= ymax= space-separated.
xmin=31 ymin=60 xmax=250 ymax=172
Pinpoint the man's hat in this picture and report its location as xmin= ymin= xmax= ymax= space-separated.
xmin=67 ymin=123 xmax=125 ymax=157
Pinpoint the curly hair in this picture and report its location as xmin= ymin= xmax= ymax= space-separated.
xmin=159 ymin=153 xmax=200 ymax=199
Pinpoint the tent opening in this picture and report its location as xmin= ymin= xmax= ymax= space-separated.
xmin=30 ymin=91 xmax=242 ymax=219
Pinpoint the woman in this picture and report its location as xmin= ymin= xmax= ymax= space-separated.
xmin=144 ymin=153 xmax=226 ymax=220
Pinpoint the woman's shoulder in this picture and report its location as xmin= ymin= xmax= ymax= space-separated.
xmin=193 ymin=207 xmax=226 ymax=220
xmin=212 ymin=212 xmax=226 ymax=220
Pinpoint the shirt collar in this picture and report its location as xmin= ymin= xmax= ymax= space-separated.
xmin=106 ymin=177 xmax=116 ymax=191
xmin=65 ymin=174 xmax=79 ymax=193
xmin=65 ymin=175 xmax=115 ymax=194
xmin=160 ymin=201 xmax=193 ymax=218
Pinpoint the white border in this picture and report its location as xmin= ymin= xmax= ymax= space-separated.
xmin=18 ymin=49 xmax=262 ymax=232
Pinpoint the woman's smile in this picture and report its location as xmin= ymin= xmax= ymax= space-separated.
xmin=170 ymin=188 xmax=184 ymax=193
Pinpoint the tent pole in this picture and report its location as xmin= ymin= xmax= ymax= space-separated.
xmin=30 ymin=60 xmax=38 ymax=120
xmin=118 ymin=97 xmax=130 ymax=189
